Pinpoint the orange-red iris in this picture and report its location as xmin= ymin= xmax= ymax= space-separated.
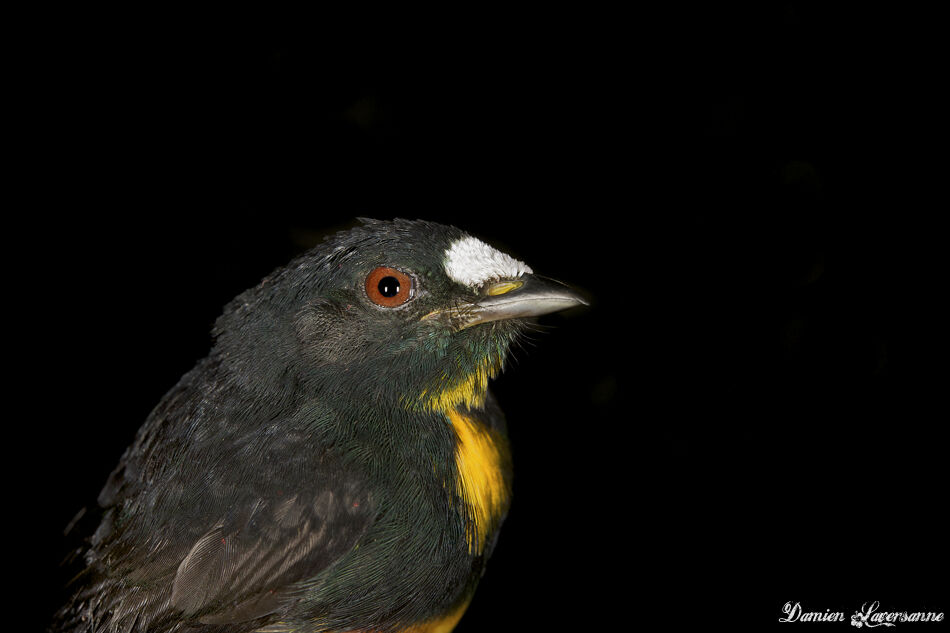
xmin=365 ymin=266 xmax=413 ymax=307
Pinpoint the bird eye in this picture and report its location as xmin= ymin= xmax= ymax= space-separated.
xmin=365 ymin=266 xmax=413 ymax=307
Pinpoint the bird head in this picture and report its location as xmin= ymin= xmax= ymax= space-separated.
xmin=212 ymin=218 xmax=586 ymax=416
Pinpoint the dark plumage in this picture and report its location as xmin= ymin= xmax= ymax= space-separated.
xmin=52 ymin=219 xmax=585 ymax=633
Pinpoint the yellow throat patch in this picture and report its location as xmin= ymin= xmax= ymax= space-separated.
xmin=405 ymin=356 xmax=511 ymax=555
xmin=446 ymin=409 xmax=511 ymax=555
xmin=413 ymin=357 xmax=501 ymax=414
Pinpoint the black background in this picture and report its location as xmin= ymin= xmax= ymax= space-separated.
xmin=20 ymin=5 xmax=944 ymax=631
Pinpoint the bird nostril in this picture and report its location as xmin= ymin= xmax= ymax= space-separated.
xmin=485 ymin=280 xmax=524 ymax=297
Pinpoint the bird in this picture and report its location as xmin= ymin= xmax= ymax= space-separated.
xmin=52 ymin=218 xmax=586 ymax=633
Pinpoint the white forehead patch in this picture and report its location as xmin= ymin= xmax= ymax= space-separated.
xmin=443 ymin=236 xmax=533 ymax=287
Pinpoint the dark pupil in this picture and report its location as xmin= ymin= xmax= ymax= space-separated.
xmin=378 ymin=276 xmax=400 ymax=297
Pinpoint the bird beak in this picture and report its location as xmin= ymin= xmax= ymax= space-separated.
xmin=433 ymin=274 xmax=587 ymax=330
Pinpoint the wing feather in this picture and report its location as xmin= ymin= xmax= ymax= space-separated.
xmin=55 ymin=362 xmax=376 ymax=632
